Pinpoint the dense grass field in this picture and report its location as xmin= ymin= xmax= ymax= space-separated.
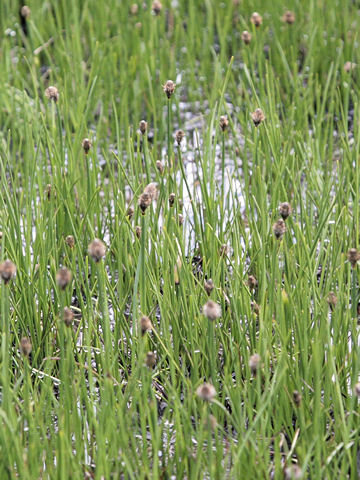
xmin=0 ymin=0 xmax=360 ymax=478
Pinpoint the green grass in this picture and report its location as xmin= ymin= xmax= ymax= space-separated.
xmin=0 ymin=0 xmax=360 ymax=478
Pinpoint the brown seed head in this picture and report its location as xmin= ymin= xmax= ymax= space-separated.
xmin=130 ymin=3 xmax=139 ymax=15
xmin=354 ymin=382 xmax=360 ymax=398
xmin=282 ymin=10 xmax=295 ymax=24
xmin=250 ymin=12 xmax=262 ymax=27
xmin=273 ymin=219 xmax=286 ymax=239
xmin=56 ymin=267 xmax=72 ymax=290
xmin=175 ymin=129 xmax=185 ymax=145
xmin=140 ymin=315 xmax=152 ymax=335
xmin=203 ymin=300 xmax=221 ymax=321
xmin=220 ymin=244 xmax=230 ymax=257
xmin=45 ymin=86 xmax=59 ymax=102
xmin=178 ymin=214 xmax=184 ymax=226
xmin=279 ymin=202 xmax=292 ymax=220
xmin=169 ymin=193 xmax=176 ymax=207
xmin=327 ymin=291 xmax=337 ymax=310
xmin=241 ymin=30 xmax=252 ymax=45
xmin=163 ymin=80 xmax=176 ymax=99
xmin=249 ymin=353 xmax=261 ymax=375
xmin=135 ymin=225 xmax=142 ymax=238
xmin=293 ymin=390 xmax=302 ymax=407
xmin=156 ymin=160 xmax=164 ymax=174
xmin=139 ymin=192 xmax=152 ymax=214
xmin=21 ymin=5 xmax=31 ymax=18
xmin=152 ymin=0 xmax=162 ymax=15
xmin=20 ymin=337 xmax=32 ymax=356
xmin=347 ymin=248 xmax=360 ymax=268
xmin=196 ymin=382 xmax=216 ymax=401
xmin=284 ymin=464 xmax=302 ymax=480
xmin=139 ymin=120 xmax=147 ymax=135
xmin=344 ymin=61 xmax=356 ymax=73
xmin=251 ymin=108 xmax=265 ymax=127
xmin=88 ymin=239 xmax=106 ymax=263
xmin=65 ymin=235 xmax=75 ymax=248
xmin=219 ymin=115 xmax=229 ymax=132
xmin=63 ymin=307 xmax=74 ymax=327
xmin=248 ymin=274 xmax=258 ymax=290
xmin=82 ymin=138 xmax=92 ymax=154
xmin=251 ymin=301 xmax=260 ymax=315
xmin=126 ymin=206 xmax=134 ymax=219
xmin=45 ymin=184 xmax=53 ymax=200
xmin=0 ymin=260 xmax=16 ymax=284
xmin=204 ymin=279 xmax=214 ymax=295
xmin=146 ymin=351 xmax=156 ymax=368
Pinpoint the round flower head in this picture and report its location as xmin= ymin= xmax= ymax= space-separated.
xmin=65 ymin=235 xmax=75 ymax=248
xmin=56 ymin=267 xmax=72 ymax=290
xmin=82 ymin=138 xmax=92 ymax=154
xmin=204 ymin=279 xmax=214 ymax=295
xmin=249 ymin=353 xmax=261 ymax=375
xmin=0 ymin=260 xmax=16 ymax=284
xmin=139 ymin=120 xmax=147 ymax=135
xmin=196 ymin=382 xmax=216 ymax=401
xmin=152 ymin=0 xmax=162 ymax=15
xmin=175 ymin=129 xmax=185 ymax=145
xmin=293 ymin=390 xmax=302 ymax=407
xmin=63 ymin=307 xmax=74 ymax=327
xmin=88 ymin=239 xmax=106 ymax=263
xmin=146 ymin=351 xmax=156 ymax=368
xmin=273 ymin=219 xmax=286 ymax=239
xmin=250 ymin=12 xmax=262 ymax=27
xmin=279 ymin=202 xmax=292 ymax=220
xmin=21 ymin=5 xmax=31 ymax=19
xmin=163 ymin=80 xmax=176 ymax=99
xmin=347 ymin=248 xmax=360 ymax=268
xmin=241 ymin=30 xmax=252 ymax=45
xmin=203 ymin=300 xmax=221 ymax=321
xmin=282 ymin=11 xmax=295 ymax=24
xmin=140 ymin=315 xmax=152 ymax=335
xmin=45 ymin=86 xmax=59 ymax=102
xmin=219 ymin=115 xmax=229 ymax=132
xmin=20 ymin=337 xmax=32 ymax=356
xmin=251 ymin=108 xmax=265 ymax=127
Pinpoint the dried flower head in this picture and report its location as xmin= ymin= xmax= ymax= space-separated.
xmin=293 ymin=390 xmax=302 ymax=407
xmin=344 ymin=61 xmax=356 ymax=73
xmin=20 ymin=337 xmax=32 ymax=356
xmin=175 ymin=129 xmax=185 ymax=145
xmin=354 ymin=382 xmax=360 ymax=398
xmin=63 ymin=307 xmax=74 ymax=327
xmin=139 ymin=183 xmax=157 ymax=214
xmin=135 ymin=225 xmax=142 ymax=238
xmin=178 ymin=214 xmax=184 ymax=226
xmin=282 ymin=10 xmax=295 ymax=24
xmin=126 ymin=206 xmax=134 ymax=219
xmin=130 ymin=3 xmax=139 ymax=15
xmin=82 ymin=138 xmax=92 ymax=154
xmin=273 ymin=219 xmax=286 ymax=239
xmin=219 ymin=115 xmax=229 ymax=132
xmin=152 ymin=0 xmax=162 ymax=15
xmin=56 ymin=267 xmax=72 ymax=290
xmin=169 ymin=193 xmax=176 ymax=207
xmin=250 ymin=12 xmax=262 ymax=27
xmin=140 ymin=315 xmax=152 ymax=335
xmin=163 ymin=80 xmax=176 ymax=99
xmin=65 ymin=235 xmax=75 ymax=248
xmin=45 ymin=184 xmax=53 ymax=200
xmin=249 ymin=353 xmax=261 ymax=375
xmin=241 ymin=30 xmax=252 ymax=45
xmin=279 ymin=202 xmax=292 ymax=220
xmin=88 ymin=239 xmax=106 ymax=263
xmin=0 ymin=260 xmax=16 ymax=284
xmin=204 ymin=278 xmax=214 ymax=295
xmin=146 ymin=351 xmax=156 ymax=368
xmin=248 ymin=274 xmax=258 ymax=290
xmin=251 ymin=108 xmax=265 ymax=127
xmin=327 ymin=291 xmax=337 ymax=310
xmin=284 ymin=464 xmax=303 ymax=480
xmin=196 ymin=382 xmax=216 ymax=401
xmin=139 ymin=120 xmax=147 ymax=135
xmin=20 ymin=5 xmax=31 ymax=18
xmin=347 ymin=248 xmax=360 ymax=268
xmin=156 ymin=160 xmax=164 ymax=174
xmin=203 ymin=300 xmax=221 ymax=321
xmin=45 ymin=86 xmax=59 ymax=102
